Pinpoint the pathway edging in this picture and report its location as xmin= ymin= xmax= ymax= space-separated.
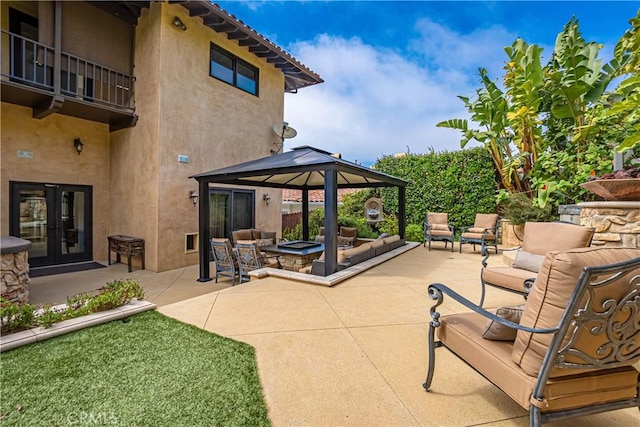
xmin=0 ymin=300 xmax=156 ymax=352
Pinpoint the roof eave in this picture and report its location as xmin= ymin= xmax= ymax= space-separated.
xmin=175 ymin=1 xmax=323 ymax=92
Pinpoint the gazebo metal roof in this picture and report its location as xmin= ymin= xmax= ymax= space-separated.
xmin=191 ymin=146 xmax=408 ymax=189
xmin=191 ymin=146 xmax=408 ymax=281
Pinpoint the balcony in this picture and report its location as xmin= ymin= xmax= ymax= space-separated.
xmin=1 ymin=30 xmax=137 ymax=131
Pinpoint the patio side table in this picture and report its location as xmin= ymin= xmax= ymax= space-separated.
xmin=108 ymin=235 xmax=145 ymax=272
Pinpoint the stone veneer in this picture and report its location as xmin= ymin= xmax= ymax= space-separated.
xmin=1 ymin=236 xmax=31 ymax=304
xmin=579 ymin=201 xmax=640 ymax=248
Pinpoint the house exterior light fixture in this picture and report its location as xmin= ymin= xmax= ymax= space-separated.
xmin=189 ymin=190 xmax=198 ymax=206
xmin=173 ymin=16 xmax=187 ymax=31
xmin=262 ymin=193 xmax=271 ymax=206
xmin=73 ymin=138 xmax=84 ymax=155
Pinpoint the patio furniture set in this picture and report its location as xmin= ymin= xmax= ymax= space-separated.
xmin=423 ymin=220 xmax=640 ymax=425
xmin=210 ymin=228 xmax=281 ymax=285
xmin=423 ymin=212 xmax=500 ymax=254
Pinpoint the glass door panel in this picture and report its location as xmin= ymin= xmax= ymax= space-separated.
xmin=10 ymin=182 xmax=92 ymax=267
xmin=232 ymin=192 xmax=254 ymax=231
xmin=60 ymin=190 xmax=86 ymax=256
xmin=18 ymin=189 xmax=48 ymax=259
xmin=209 ymin=192 xmax=230 ymax=239
xmin=209 ymin=189 xmax=255 ymax=240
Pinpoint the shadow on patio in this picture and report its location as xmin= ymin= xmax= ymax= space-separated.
xmin=28 ymin=245 xmax=640 ymax=426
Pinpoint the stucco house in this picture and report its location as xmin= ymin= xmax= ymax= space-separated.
xmin=1 ymin=1 xmax=322 ymax=272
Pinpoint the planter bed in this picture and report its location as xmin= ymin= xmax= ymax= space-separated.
xmin=0 ymin=300 xmax=156 ymax=352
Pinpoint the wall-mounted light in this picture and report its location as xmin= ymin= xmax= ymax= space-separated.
xmin=73 ymin=138 xmax=84 ymax=155
xmin=262 ymin=193 xmax=271 ymax=206
xmin=189 ymin=190 xmax=199 ymax=207
xmin=173 ymin=16 xmax=187 ymax=31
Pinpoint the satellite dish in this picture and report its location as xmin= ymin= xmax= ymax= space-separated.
xmin=271 ymin=122 xmax=297 ymax=155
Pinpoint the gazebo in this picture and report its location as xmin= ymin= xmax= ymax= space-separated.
xmin=190 ymin=146 xmax=408 ymax=281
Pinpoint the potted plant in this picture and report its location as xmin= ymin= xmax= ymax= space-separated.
xmin=498 ymin=192 xmax=557 ymax=244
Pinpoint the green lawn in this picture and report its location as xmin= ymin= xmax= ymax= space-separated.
xmin=0 ymin=311 xmax=270 ymax=426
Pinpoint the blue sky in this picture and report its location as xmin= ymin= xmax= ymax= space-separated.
xmin=218 ymin=1 xmax=639 ymax=165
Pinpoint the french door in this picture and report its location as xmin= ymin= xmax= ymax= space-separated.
xmin=10 ymin=182 xmax=93 ymax=267
xmin=209 ymin=189 xmax=254 ymax=239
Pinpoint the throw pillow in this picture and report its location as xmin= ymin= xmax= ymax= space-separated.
xmin=468 ymin=227 xmax=487 ymax=233
xmin=430 ymin=224 xmax=449 ymax=231
xmin=482 ymin=305 xmax=525 ymax=341
xmin=338 ymin=236 xmax=355 ymax=246
xmin=512 ymin=250 xmax=545 ymax=273
xmin=255 ymin=238 xmax=274 ymax=247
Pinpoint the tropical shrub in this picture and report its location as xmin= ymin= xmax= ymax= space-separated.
xmin=404 ymin=224 xmax=424 ymax=242
xmin=438 ymin=13 xmax=640 ymax=213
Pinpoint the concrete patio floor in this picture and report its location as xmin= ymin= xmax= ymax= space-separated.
xmin=29 ymin=245 xmax=640 ymax=426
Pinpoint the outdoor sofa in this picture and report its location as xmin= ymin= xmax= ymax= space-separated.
xmin=309 ymin=234 xmax=405 ymax=275
xmin=231 ymin=228 xmax=277 ymax=246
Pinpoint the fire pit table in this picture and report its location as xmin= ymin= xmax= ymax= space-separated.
xmin=260 ymin=240 xmax=325 ymax=272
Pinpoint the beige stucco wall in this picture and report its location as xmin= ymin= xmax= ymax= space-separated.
xmin=110 ymin=2 xmax=285 ymax=272
xmin=0 ymin=103 xmax=111 ymax=260
xmin=2 ymin=1 xmax=290 ymax=273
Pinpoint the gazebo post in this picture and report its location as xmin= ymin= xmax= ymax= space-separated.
xmin=323 ymin=170 xmax=338 ymax=276
xmin=197 ymin=178 xmax=212 ymax=282
xmin=398 ymin=186 xmax=406 ymax=239
xmin=302 ymin=187 xmax=309 ymax=241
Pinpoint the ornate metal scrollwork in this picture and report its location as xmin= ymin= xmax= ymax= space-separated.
xmin=557 ymin=272 xmax=640 ymax=368
xmin=428 ymin=285 xmax=444 ymax=328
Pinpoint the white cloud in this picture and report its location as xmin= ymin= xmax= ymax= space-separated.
xmin=283 ymin=20 xmax=518 ymax=165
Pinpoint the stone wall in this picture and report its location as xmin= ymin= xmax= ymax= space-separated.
xmin=1 ymin=237 xmax=31 ymax=304
xmin=579 ymin=202 xmax=640 ymax=248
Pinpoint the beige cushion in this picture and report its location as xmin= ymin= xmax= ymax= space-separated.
xmin=482 ymin=267 xmax=536 ymax=293
xmin=315 ymin=235 xmax=325 ymax=243
xmin=474 ymin=213 xmax=499 ymax=229
xmin=340 ymin=226 xmax=358 ymax=238
xmin=370 ymin=238 xmax=385 ymax=249
xmin=338 ymin=236 xmax=356 ymax=246
xmin=461 ymin=232 xmax=496 ymax=241
xmin=250 ymin=229 xmax=262 ymax=240
xmin=468 ymin=227 xmax=488 ymax=233
xmin=439 ymin=312 xmax=639 ymax=411
xmin=337 ymin=245 xmax=369 ymax=263
xmin=383 ymin=235 xmax=401 ymax=244
xmin=521 ymin=222 xmax=594 ymax=255
xmin=260 ymin=230 xmax=277 ymax=241
xmin=232 ymin=229 xmax=253 ymax=241
xmin=512 ymin=247 xmax=640 ymax=378
xmin=430 ymin=224 xmax=449 ymax=231
xmin=483 ymin=305 xmax=524 ymax=341
xmin=427 ymin=212 xmax=448 ymax=225
xmin=512 ymin=251 xmax=545 ymax=273
xmin=430 ymin=229 xmax=453 ymax=237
